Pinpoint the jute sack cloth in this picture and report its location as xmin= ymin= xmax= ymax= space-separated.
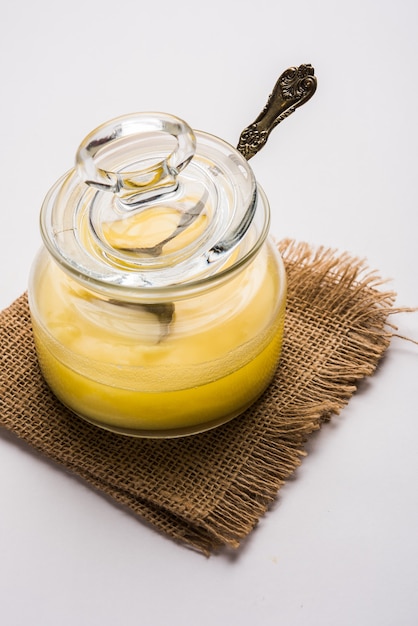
xmin=0 ymin=239 xmax=399 ymax=555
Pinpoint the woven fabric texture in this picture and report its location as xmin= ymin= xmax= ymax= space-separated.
xmin=0 ymin=239 xmax=397 ymax=554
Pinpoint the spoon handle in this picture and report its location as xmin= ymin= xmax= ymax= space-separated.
xmin=237 ymin=64 xmax=317 ymax=160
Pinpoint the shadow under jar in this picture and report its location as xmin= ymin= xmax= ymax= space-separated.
xmin=28 ymin=113 xmax=287 ymax=437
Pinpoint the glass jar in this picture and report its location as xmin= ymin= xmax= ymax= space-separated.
xmin=28 ymin=113 xmax=287 ymax=437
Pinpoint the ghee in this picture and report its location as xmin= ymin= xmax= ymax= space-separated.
xmin=29 ymin=239 xmax=286 ymax=436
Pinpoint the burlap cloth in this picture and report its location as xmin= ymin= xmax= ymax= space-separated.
xmin=0 ymin=239 xmax=401 ymax=555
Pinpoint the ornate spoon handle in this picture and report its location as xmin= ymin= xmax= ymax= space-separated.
xmin=237 ymin=64 xmax=317 ymax=160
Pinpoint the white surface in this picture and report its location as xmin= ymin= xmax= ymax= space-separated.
xmin=1 ymin=1 xmax=418 ymax=624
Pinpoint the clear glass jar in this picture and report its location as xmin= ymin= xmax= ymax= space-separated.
xmin=28 ymin=113 xmax=287 ymax=437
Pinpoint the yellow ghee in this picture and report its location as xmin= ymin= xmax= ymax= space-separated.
xmin=29 ymin=223 xmax=286 ymax=436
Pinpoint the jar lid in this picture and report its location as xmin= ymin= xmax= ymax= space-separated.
xmin=40 ymin=112 xmax=269 ymax=299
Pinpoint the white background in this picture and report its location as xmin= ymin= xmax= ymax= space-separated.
xmin=1 ymin=1 xmax=418 ymax=624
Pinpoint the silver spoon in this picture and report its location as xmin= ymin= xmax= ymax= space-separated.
xmin=121 ymin=64 xmax=317 ymax=259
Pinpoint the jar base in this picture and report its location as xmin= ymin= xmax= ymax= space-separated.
xmin=63 ymin=397 xmax=265 ymax=438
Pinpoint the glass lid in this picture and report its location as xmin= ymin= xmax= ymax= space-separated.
xmin=40 ymin=112 xmax=267 ymax=298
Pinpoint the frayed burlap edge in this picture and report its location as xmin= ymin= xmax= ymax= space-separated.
xmin=178 ymin=239 xmax=415 ymax=551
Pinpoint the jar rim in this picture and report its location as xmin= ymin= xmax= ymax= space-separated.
xmin=41 ymin=181 xmax=271 ymax=301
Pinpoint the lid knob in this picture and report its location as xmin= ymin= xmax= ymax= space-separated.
xmin=75 ymin=112 xmax=196 ymax=207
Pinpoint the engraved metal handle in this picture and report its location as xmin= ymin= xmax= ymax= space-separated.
xmin=237 ymin=64 xmax=317 ymax=160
